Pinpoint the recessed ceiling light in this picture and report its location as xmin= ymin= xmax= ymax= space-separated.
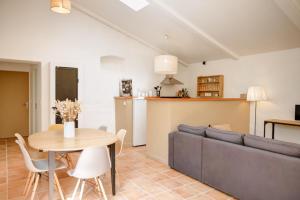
xmin=119 ymin=0 xmax=149 ymax=12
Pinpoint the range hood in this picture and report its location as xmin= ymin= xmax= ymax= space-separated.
xmin=160 ymin=75 xmax=183 ymax=85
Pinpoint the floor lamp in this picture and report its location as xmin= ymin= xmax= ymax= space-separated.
xmin=247 ymin=86 xmax=267 ymax=135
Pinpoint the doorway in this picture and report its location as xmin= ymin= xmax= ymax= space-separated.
xmin=0 ymin=71 xmax=29 ymax=137
xmin=0 ymin=59 xmax=42 ymax=137
xmin=55 ymin=67 xmax=79 ymax=127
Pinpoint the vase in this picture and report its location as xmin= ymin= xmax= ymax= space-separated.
xmin=64 ymin=121 xmax=75 ymax=138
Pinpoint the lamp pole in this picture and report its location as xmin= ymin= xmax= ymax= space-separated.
xmin=254 ymin=101 xmax=257 ymax=135
xmin=247 ymin=86 xmax=267 ymax=136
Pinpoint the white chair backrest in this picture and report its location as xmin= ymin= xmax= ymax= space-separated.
xmin=15 ymin=140 xmax=39 ymax=172
xmin=15 ymin=133 xmax=27 ymax=148
xmin=116 ymin=129 xmax=126 ymax=156
xmin=98 ymin=126 xmax=108 ymax=132
xmin=72 ymin=146 xmax=111 ymax=179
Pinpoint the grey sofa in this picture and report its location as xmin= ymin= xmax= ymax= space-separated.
xmin=169 ymin=125 xmax=300 ymax=200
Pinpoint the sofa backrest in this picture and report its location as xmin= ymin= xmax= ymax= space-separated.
xmin=177 ymin=124 xmax=206 ymax=136
xmin=244 ymin=135 xmax=300 ymax=158
xmin=205 ymin=127 xmax=244 ymax=145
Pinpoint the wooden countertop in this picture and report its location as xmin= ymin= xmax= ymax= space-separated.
xmin=115 ymin=96 xmax=246 ymax=101
xmin=146 ymin=97 xmax=246 ymax=101
xmin=265 ymin=119 xmax=300 ymax=126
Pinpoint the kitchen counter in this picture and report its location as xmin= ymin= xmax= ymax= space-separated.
xmin=115 ymin=96 xmax=246 ymax=101
xmin=145 ymin=97 xmax=246 ymax=101
xmin=146 ymin=98 xmax=250 ymax=164
xmin=114 ymin=96 xmax=250 ymax=164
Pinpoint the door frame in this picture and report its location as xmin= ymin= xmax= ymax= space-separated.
xmin=0 ymin=59 xmax=42 ymax=135
xmin=49 ymin=62 xmax=84 ymax=127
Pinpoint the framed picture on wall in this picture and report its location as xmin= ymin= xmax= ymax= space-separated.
xmin=120 ymin=79 xmax=132 ymax=97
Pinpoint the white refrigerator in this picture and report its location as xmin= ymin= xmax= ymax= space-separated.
xmin=132 ymin=97 xmax=147 ymax=146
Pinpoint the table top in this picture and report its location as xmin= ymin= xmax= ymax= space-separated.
xmin=265 ymin=119 xmax=300 ymax=126
xmin=28 ymin=128 xmax=118 ymax=152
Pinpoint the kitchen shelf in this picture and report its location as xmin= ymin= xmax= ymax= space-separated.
xmin=197 ymin=75 xmax=224 ymax=98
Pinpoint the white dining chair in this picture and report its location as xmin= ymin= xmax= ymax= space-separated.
xmin=15 ymin=140 xmax=66 ymax=200
xmin=15 ymin=133 xmax=49 ymax=195
xmin=48 ymin=124 xmax=74 ymax=168
xmin=14 ymin=133 xmax=26 ymax=146
xmin=15 ymin=133 xmax=48 ymax=161
xmin=68 ymin=146 xmax=111 ymax=200
xmin=116 ymin=129 xmax=127 ymax=157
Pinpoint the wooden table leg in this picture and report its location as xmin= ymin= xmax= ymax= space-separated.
xmin=109 ymin=143 xmax=116 ymax=195
xmin=48 ymin=151 xmax=55 ymax=200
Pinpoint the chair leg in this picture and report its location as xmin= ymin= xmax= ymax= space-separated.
xmin=56 ymin=153 xmax=73 ymax=168
xmin=30 ymin=173 xmax=40 ymax=200
xmin=94 ymin=177 xmax=101 ymax=194
xmin=66 ymin=154 xmax=74 ymax=169
xmin=23 ymin=171 xmax=32 ymax=195
xmin=71 ymin=179 xmax=81 ymax=200
xmin=79 ymin=180 xmax=86 ymax=200
xmin=25 ymin=172 xmax=35 ymax=197
xmin=54 ymin=173 xmax=65 ymax=200
xmin=56 ymin=153 xmax=64 ymax=161
xmin=97 ymin=177 xmax=108 ymax=200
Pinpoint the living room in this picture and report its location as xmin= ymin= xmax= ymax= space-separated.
xmin=0 ymin=0 xmax=300 ymax=200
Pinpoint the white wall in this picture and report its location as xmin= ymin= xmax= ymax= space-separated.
xmin=0 ymin=0 xmax=174 ymax=132
xmin=187 ymin=48 xmax=300 ymax=143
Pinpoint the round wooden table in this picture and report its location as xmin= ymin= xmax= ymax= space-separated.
xmin=28 ymin=128 xmax=118 ymax=200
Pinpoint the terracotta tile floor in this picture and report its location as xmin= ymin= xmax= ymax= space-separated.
xmin=0 ymin=138 xmax=235 ymax=200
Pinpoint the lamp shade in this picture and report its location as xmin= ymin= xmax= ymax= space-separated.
xmin=247 ymin=86 xmax=267 ymax=101
xmin=154 ymin=55 xmax=178 ymax=74
xmin=51 ymin=0 xmax=71 ymax=14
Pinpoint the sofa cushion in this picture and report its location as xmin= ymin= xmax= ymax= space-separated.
xmin=244 ymin=135 xmax=300 ymax=158
xmin=205 ymin=128 xmax=244 ymax=145
xmin=177 ymin=124 xmax=206 ymax=136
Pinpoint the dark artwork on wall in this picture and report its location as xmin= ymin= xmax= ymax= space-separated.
xmin=120 ymin=79 xmax=132 ymax=97
xmin=296 ymin=105 xmax=300 ymax=120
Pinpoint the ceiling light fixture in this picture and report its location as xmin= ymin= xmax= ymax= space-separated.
xmin=119 ymin=0 xmax=149 ymax=12
xmin=51 ymin=0 xmax=71 ymax=14
xmin=154 ymin=55 xmax=183 ymax=85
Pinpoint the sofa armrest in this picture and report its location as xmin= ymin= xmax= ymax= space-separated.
xmin=173 ymin=131 xmax=204 ymax=181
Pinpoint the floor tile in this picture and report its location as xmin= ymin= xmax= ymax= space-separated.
xmin=1 ymin=138 xmax=233 ymax=200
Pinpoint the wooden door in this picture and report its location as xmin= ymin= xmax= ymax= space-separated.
xmin=0 ymin=71 xmax=29 ymax=138
xmin=55 ymin=67 xmax=78 ymax=126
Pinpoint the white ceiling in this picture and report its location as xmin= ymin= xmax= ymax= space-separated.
xmin=73 ymin=0 xmax=300 ymax=64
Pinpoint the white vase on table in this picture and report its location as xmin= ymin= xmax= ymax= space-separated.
xmin=64 ymin=121 xmax=75 ymax=138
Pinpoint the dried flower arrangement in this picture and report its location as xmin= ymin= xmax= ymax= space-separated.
xmin=55 ymin=99 xmax=81 ymax=122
